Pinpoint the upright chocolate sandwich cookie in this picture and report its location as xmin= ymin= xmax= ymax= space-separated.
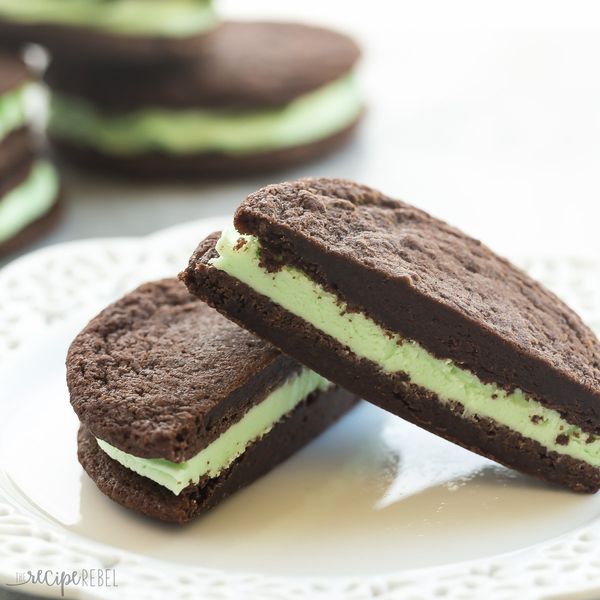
xmin=0 ymin=0 xmax=217 ymax=64
xmin=67 ymin=279 xmax=357 ymax=523
xmin=183 ymin=178 xmax=600 ymax=492
xmin=45 ymin=22 xmax=362 ymax=177
xmin=0 ymin=53 xmax=61 ymax=255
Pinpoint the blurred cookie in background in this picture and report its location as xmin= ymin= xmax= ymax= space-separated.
xmin=0 ymin=53 xmax=32 ymax=172
xmin=44 ymin=21 xmax=363 ymax=178
xmin=0 ymin=53 xmax=61 ymax=256
xmin=0 ymin=0 xmax=218 ymax=64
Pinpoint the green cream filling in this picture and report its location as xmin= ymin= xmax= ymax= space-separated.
xmin=0 ymin=85 xmax=27 ymax=142
xmin=48 ymin=73 xmax=362 ymax=156
xmin=0 ymin=0 xmax=216 ymax=37
xmin=210 ymin=228 xmax=600 ymax=470
xmin=97 ymin=369 xmax=330 ymax=496
xmin=0 ymin=160 xmax=59 ymax=243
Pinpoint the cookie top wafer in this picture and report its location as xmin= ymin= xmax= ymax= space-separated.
xmin=186 ymin=178 xmax=600 ymax=429
xmin=66 ymin=278 xmax=300 ymax=463
xmin=45 ymin=21 xmax=361 ymax=111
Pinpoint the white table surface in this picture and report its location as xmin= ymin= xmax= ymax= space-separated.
xmin=4 ymin=0 xmax=600 ymax=269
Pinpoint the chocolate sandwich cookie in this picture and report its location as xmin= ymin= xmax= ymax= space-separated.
xmin=0 ymin=54 xmax=61 ymax=255
xmin=182 ymin=178 xmax=600 ymax=493
xmin=0 ymin=0 xmax=217 ymax=64
xmin=0 ymin=158 xmax=62 ymax=256
xmin=0 ymin=53 xmax=33 ymax=175
xmin=45 ymin=22 xmax=362 ymax=177
xmin=67 ymin=279 xmax=357 ymax=523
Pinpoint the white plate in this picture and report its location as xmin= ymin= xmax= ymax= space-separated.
xmin=1 ymin=218 xmax=600 ymax=600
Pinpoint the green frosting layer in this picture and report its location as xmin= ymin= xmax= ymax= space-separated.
xmin=97 ymin=368 xmax=330 ymax=496
xmin=211 ymin=228 xmax=600 ymax=469
xmin=0 ymin=160 xmax=59 ymax=243
xmin=0 ymin=85 xmax=27 ymax=143
xmin=0 ymin=0 xmax=216 ymax=37
xmin=48 ymin=73 xmax=362 ymax=156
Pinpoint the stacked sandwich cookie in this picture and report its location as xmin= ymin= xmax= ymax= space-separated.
xmin=44 ymin=22 xmax=362 ymax=177
xmin=182 ymin=177 xmax=600 ymax=493
xmin=1 ymin=0 xmax=362 ymax=178
xmin=0 ymin=0 xmax=218 ymax=64
xmin=67 ymin=279 xmax=357 ymax=523
xmin=0 ymin=53 xmax=61 ymax=256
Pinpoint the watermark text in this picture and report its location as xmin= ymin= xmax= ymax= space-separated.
xmin=7 ymin=568 xmax=117 ymax=596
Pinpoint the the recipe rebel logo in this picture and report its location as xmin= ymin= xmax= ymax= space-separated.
xmin=6 ymin=568 xmax=118 ymax=597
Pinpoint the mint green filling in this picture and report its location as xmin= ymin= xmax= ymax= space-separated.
xmin=0 ymin=85 xmax=27 ymax=142
xmin=211 ymin=228 xmax=600 ymax=469
xmin=97 ymin=369 xmax=330 ymax=496
xmin=48 ymin=73 xmax=361 ymax=156
xmin=0 ymin=160 xmax=59 ymax=243
xmin=0 ymin=0 xmax=216 ymax=37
